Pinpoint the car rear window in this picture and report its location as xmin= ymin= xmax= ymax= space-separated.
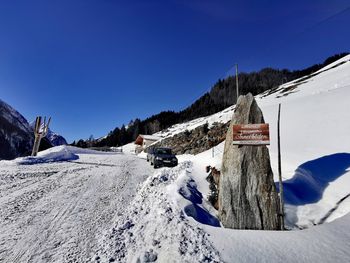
xmin=156 ymin=148 xmax=172 ymax=154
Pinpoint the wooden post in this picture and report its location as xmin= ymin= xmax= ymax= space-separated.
xmin=235 ymin=64 xmax=239 ymax=103
xmin=31 ymin=117 xmax=42 ymax=156
xmin=277 ymin=103 xmax=285 ymax=230
xmin=31 ymin=116 xmax=51 ymax=156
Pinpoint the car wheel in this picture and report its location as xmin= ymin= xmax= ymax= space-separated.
xmin=153 ymin=162 xmax=158 ymax=169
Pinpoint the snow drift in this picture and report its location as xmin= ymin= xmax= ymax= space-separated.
xmin=0 ymin=145 xmax=114 ymax=165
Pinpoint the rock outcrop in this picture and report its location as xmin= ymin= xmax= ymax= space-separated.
xmin=206 ymin=166 xmax=221 ymax=210
xmin=153 ymin=122 xmax=229 ymax=155
xmin=218 ymin=93 xmax=280 ymax=230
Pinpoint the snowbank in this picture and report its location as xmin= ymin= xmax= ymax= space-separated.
xmin=0 ymin=145 xmax=115 ymax=165
xmin=94 ymin=161 xmax=222 ymax=262
xmin=204 ymin=213 xmax=350 ymax=263
xmin=137 ymin=151 xmax=147 ymax=159
xmin=121 ymin=142 xmax=137 ymax=154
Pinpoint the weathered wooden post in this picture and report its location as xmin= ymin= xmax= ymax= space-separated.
xmin=31 ymin=116 xmax=51 ymax=156
xmin=277 ymin=103 xmax=285 ymax=230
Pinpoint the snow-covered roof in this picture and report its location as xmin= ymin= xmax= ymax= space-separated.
xmin=140 ymin=134 xmax=162 ymax=141
xmin=135 ymin=134 xmax=162 ymax=145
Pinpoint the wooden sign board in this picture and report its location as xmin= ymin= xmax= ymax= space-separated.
xmin=232 ymin=124 xmax=270 ymax=145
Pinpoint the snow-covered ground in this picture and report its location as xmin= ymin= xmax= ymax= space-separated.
xmin=0 ymin=146 xmax=152 ymax=262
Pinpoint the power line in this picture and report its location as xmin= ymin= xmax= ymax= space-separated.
xmin=297 ymin=6 xmax=350 ymax=37
xmin=223 ymin=5 xmax=350 ymax=78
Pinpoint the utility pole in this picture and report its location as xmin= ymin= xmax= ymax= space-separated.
xmin=235 ymin=64 xmax=239 ymax=103
xmin=277 ymin=103 xmax=285 ymax=230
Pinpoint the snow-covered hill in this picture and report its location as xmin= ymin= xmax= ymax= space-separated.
xmin=0 ymin=99 xmax=33 ymax=160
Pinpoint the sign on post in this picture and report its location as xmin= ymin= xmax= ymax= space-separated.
xmin=232 ymin=124 xmax=270 ymax=145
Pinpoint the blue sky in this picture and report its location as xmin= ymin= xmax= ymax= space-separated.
xmin=0 ymin=0 xmax=349 ymax=142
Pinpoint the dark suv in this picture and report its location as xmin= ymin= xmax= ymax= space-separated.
xmin=148 ymin=147 xmax=178 ymax=168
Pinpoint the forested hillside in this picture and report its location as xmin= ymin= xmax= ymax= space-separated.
xmin=73 ymin=53 xmax=348 ymax=148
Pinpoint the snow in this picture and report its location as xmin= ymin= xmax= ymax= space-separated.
xmin=153 ymin=106 xmax=235 ymax=139
xmin=122 ymin=142 xmax=137 ymax=153
xmin=137 ymin=151 xmax=147 ymax=159
xmin=0 ymin=145 xmax=114 ymax=165
xmin=0 ymin=147 xmax=152 ymax=262
xmin=94 ymin=161 xmax=222 ymax=262
xmin=139 ymin=134 xmax=162 ymax=141
xmin=204 ymin=213 xmax=350 ymax=263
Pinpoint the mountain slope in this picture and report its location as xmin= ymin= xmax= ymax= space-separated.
xmin=0 ymin=99 xmax=34 ymax=160
xmin=46 ymin=129 xmax=67 ymax=146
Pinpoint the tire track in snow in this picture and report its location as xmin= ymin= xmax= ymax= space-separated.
xmin=0 ymin=167 xmax=88 ymax=224
xmin=2 ymin=167 xmax=93 ymax=263
xmin=0 ymin=154 xmax=152 ymax=263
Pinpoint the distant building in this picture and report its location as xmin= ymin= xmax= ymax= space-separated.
xmin=134 ymin=134 xmax=161 ymax=153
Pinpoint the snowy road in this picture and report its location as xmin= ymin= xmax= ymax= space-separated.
xmin=0 ymin=153 xmax=152 ymax=263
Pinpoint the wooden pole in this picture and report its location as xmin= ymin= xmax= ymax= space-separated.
xmin=235 ymin=64 xmax=239 ymax=102
xmin=31 ymin=117 xmax=42 ymax=156
xmin=31 ymin=116 xmax=51 ymax=156
xmin=277 ymin=103 xmax=285 ymax=230
xmin=32 ymin=135 xmax=41 ymax=156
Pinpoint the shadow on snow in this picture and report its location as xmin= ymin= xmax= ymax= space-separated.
xmin=179 ymin=178 xmax=220 ymax=227
xmin=277 ymin=153 xmax=350 ymax=206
